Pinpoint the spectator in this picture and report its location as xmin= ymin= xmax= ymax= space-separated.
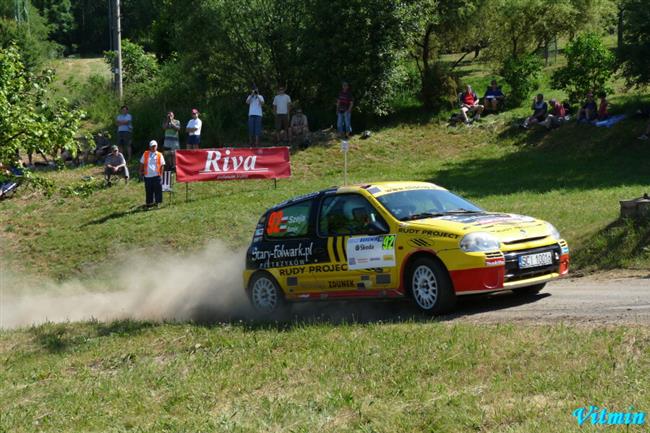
xmin=522 ymin=94 xmax=548 ymax=129
xmin=290 ymin=108 xmax=310 ymax=144
xmin=162 ymin=111 xmax=181 ymax=170
xmin=540 ymin=99 xmax=567 ymax=129
xmin=336 ymin=82 xmax=354 ymax=138
xmin=116 ymin=105 xmax=133 ymax=161
xmin=638 ymin=121 xmax=650 ymax=140
xmin=483 ymin=80 xmax=505 ymax=113
xmin=577 ymin=93 xmax=598 ymax=123
xmin=459 ymin=84 xmax=484 ymax=124
xmin=186 ymin=109 xmax=202 ymax=149
xmin=597 ymin=92 xmax=609 ymax=120
xmin=139 ymin=140 xmax=166 ymax=207
xmin=104 ymin=145 xmax=129 ymax=185
xmin=247 ymin=86 xmax=265 ymax=146
xmin=273 ymin=86 xmax=292 ymax=143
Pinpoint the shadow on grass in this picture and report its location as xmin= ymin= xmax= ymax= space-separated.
xmin=572 ymin=217 xmax=650 ymax=271
xmin=429 ymin=117 xmax=650 ymax=196
xmin=81 ymin=204 xmax=152 ymax=226
xmin=189 ymin=290 xmax=550 ymax=331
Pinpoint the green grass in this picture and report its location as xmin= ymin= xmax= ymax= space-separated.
xmin=1 ymin=321 xmax=649 ymax=432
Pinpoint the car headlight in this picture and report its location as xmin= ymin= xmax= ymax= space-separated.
xmin=546 ymin=223 xmax=561 ymax=240
xmin=459 ymin=232 xmax=500 ymax=252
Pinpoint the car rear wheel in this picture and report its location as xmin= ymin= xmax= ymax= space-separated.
xmin=513 ymin=283 xmax=546 ymax=296
xmin=409 ymin=257 xmax=456 ymax=314
xmin=248 ymin=272 xmax=285 ymax=315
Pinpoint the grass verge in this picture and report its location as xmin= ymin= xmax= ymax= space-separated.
xmin=1 ymin=321 xmax=649 ymax=432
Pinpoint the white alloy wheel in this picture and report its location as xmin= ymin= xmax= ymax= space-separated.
xmin=412 ymin=264 xmax=439 ymax=310
xmin=250 ymin=275 xmax=280 ymax=313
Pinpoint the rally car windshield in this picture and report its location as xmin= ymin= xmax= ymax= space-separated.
xmin=376 ymin=189 xmax=484 ymax=221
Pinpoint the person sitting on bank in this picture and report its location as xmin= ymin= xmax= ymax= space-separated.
xmin=459 ymin=84 xmax=484 ymax=124
xmin=577 ymin=93 xmax=598 ymax=123
xmin=290 ymin=108 xmax=310 ymax=144
xmin=597 ymin=92 xmax=609 ymax=121
xmin=540 ymin=99 xmax=567 ymax=129
xmin=522 ymin=93 xmax=548 ymax=129
xmin=139 ymin=140 xmax=166 ymax=207
xmin=483 ymin=80 xmax=505 ymax=112
xmin=104 ymin=145 xmax=129 ymax=185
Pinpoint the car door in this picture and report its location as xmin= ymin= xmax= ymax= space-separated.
xmin=314 ymin=193 xmax=396 ymax=296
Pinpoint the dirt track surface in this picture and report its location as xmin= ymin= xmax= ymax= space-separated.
xmin=447 ymin=271 xmax=650 ymax=324
xmin=286 ymin=271 xmax=650 ymax=325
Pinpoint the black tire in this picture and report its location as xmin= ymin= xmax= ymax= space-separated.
xmin=247 ymin=272 xmax=286 ymax=315
xmin=408 ymin=257 xmax=456 ymax=315
xmin=513 ymin=283 xmax=546 ymax=296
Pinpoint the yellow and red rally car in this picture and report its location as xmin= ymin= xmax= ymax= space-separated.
xmin=243 ymin=181 xmax=569 ymax=314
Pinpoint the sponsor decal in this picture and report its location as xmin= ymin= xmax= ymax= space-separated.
xmin=572 ymin=406 xmax=645 ymax=426
xmin=485 ymin=257 xmax=505 ymax=267
xmin=176 ymin=147 xmax=291 ymax=182
xmin=267 ymin=210 xmax=307 ymax=235
xmin=278 ymin=267 xmax=306 ymax=276
xmin=309 ymin=264 xmax=348 ymax=273
xmin=561 ymin=245 xmax=570 ymax=255
xmin=328 ymin=280 xmax=355 ymax=289
xmin=347 ymin=235 xmax=396 ymax=270
xmin=251 ymin=242 xmax=314 ymax=269
xmin=398 ymin=227 xmax=459 ymax=239
xmin=439 ymin=213 xmax=535 ymax=226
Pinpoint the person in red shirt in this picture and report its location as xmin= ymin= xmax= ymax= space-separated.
xmin=459 ymin=85 xmax=484 ymax=124
xmin=541 ymin=99 xmax=567 ymax=129
xmin=336 ymin=82 xmax=354 ymax=138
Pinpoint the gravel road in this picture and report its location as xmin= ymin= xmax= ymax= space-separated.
xmin=286 ymin=271 xmax=650 ymax=325
xmin=448 ymin=271 xmax=650 ymax=324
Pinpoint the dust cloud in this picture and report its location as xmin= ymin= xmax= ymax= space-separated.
xmin=0 ymin=242 xmax=253 ymax=329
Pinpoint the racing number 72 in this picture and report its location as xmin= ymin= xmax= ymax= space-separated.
xmin=382 ymin=235 xmax=396 ymax=250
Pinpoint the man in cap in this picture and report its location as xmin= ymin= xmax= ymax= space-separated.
xmin=139 ymin=140 xmax=166 ymax=207
xmin=186 ymin=108 xmax=202 ymax=149
xmin=104 ymin=145 xmax=129 ymax=185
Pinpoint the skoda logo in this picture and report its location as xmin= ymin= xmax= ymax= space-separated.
xmin=520 ymin=229 xmax=527 ymax=236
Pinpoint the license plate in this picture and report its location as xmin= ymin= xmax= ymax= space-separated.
xmin=518 ymin=251 xmax=553 ymax=269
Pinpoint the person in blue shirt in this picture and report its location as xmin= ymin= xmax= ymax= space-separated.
xmin=483 ymin=80 xmax=505 ymax=113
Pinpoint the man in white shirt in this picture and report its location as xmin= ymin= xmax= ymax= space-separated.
xmin=273 ymin=86 xmax=292 ymax=143
xmin=186 ymin=108 xmax=202 ymax=149
xmin=116 ymin=105 xmax=133 ymax=160
xmin=246 ymin=87 xmax=265 ymax=146
xmin=139 ymin=140 xmax=166 ymax=207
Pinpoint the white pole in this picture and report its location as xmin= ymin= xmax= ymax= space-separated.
xmin=114 ymin=0 xmax=123 ymax=101
xmin=341 ymin=140 xmax=349 ymax=186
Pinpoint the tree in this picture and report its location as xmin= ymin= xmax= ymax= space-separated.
xmin=552 ymin=33 xmax=615 ymax=102
xmin=618 ymin=0 xmax=650 ymax=86
xmin=0 ymin=45 xmax=83 ymax=168
xmin=104 ymin=39 xmax=159 ymax=85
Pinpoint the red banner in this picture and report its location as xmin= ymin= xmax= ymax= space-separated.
xmin=175 ymin=147 xmax=291 ymax=182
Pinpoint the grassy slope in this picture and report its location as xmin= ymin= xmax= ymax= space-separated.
xmin=2 ymin=321 xmax=649 ymax=432
xmin=2 ymin=106 xmax=650 ymax=280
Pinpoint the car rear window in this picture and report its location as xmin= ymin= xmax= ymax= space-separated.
xmin=266 ymin=201 xmax=311 ymax=238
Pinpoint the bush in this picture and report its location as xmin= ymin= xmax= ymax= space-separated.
xmin=421 ymin=62 xmax=461 ymax=111
xmin=551 ymin=33 xmax=615 ymax=103
xmin=500 ymin=54 xmax=543 ymax=107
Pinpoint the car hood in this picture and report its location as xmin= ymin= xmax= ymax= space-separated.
xmin=403 ymin=212 xmax=553 ymax=243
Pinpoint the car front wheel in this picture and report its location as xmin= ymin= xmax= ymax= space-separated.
xmin=409 ymin=257 xmax=456 ymax=314
xmin=248 ymin=272 xmax=285 ymax=315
